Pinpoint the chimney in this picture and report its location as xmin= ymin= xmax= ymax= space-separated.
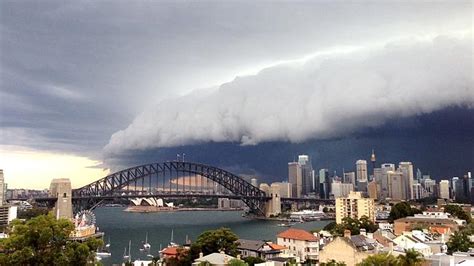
xmin=360 ymin=228 xmax=367 ymax=236
xmin=344 ymin=229 xmax=351 ymax=238
xmin=237 ymin=254 xmax=241 ymax=260
xmin=199 ymin=252 xmax=203 ymax=258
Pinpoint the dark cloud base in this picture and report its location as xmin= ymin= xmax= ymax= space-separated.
xmin=105 ymin=106 xmax=474 ymax=182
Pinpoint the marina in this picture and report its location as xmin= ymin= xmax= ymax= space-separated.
xmin=94 ymin=207 xmax=331 ymax=265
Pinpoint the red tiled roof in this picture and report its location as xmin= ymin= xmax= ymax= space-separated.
xmin=268 ymin=243 xmax=287 ymax=250
xmin=277 ymin=228 xmax=318 ymax=241
xmin=161 ymin=246 xmax=179 ymax=256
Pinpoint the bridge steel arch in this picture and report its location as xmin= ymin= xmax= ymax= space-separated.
xmin=72 ymin=161 xmax=268 ymax=215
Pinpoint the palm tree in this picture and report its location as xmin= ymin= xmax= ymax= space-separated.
xmin=397 ymin=249 xmax=424 ymax=266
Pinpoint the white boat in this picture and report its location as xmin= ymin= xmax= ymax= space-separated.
xmin=169 ymin=229 xmax=178 ymax=247
xmin=105 ymin=237 xmax=111 ymax=249
xmin=123 ymin=240 xmax=131 ymax=261
xmin=96 ymin=250 xmax=111 ymax=258
xmin=143 ymin=232 xmax=151 ymax=250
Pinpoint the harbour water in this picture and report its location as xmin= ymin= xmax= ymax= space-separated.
xmin=94 ymin=207 xmax=332 ymax=265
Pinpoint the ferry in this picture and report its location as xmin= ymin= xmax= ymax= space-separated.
xmin=289 ymin=210 xmax=326 ymax=221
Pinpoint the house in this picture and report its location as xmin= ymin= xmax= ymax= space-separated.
xmin=319 ymin=230 xmax=381 ymax=265
xmin=393 ymin=213 xmax=461 ymax=236
xmin=192 ymin=252 xmax=238 ymax=266
xmin=160 ymin=246 xmax=179 ymax=259
xmin=237 ymin=239 xmax=286 ymax=260
xmin=276 ymin=228 xmax=319 ymax=262
xmin=392 ymin=232 xmax=433 ymax=257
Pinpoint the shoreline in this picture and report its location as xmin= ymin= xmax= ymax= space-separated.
xmin=123 ymin=206 xmax=243 ymax=213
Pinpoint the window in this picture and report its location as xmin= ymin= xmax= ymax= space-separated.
xmin=63 ymin=193 xmax=67 ymax=198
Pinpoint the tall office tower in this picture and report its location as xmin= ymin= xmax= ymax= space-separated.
xmin=387 ymin=171 xmax=405 ymax=200
xmin=452 ymin=177 xmax=459 ymax=195
xmin=288 ymin=162 xmax=302 ymax=198
xmin=373 ymin=168 xmax=383 ymax=199
xmin=274 ymin=182 xmax=292 ymax=198
xmin=335 ymin=191 xmax=375 ymax=224
xmin=423 ymin=178 xmax=436 ymax=197
xmin=319 ymin=169 xmax=330 ymax=199
xmin=368 ymin=180 xmax=378 ymax=199
xmin=370 ymin=149 xmax=376 ymax=180
xmin=250 ymin=178 xmax=258 ymax=188
xmin=298 ymin=155 xmax=314 ymax=195
xmin=344 ymin=172 xmax=356 ymax=187
xmin=356 ymin=160 xmax=368 ymax=182
xmin=413 ymin=183 xmax=424 ymax=199
xmin=331 ymin=180 xmax=354 ymax=198
xmin=380 ymin=164 xmax=395 ymax=198
xmin=416 ymin=168 xmax=422 ymax=182
xmin=0 ymin=170 xmax=4 ymax=206
xmin=399 ymin=162 xmax=414 ymax=200
xmin=439 ymin=180 xmax=450 ymax=199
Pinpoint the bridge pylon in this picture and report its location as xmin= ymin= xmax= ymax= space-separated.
xmin=49 ymin=178 xmax=73 ymax=219
xmin=261 ymin=183 xmax=281 ymax=217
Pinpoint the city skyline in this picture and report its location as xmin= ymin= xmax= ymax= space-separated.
xmin=1 ymin=1 xmax=472 ymax=189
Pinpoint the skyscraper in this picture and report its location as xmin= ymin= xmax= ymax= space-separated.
xmin=288 ymin=162 xmax=302 ymax=198
xmin=356 ymin=160 xmax=368 ymax=182
xmin=298 ymin=155 xmax=314 ymax=195
xmin=370 ymin=149 xmax=376 ymax=180
xmin=439 ymin=180 xmax=450 ymax=199
xmin=399 ymin=162 xmax=414 ymax=200
xmin=0 ymin=170 xmax=4 ymax=206
xmin=387 ymin=170 xmax=405 ymax=200
xmin=319 ymin=169 xmax=330 ymax=199
xmin=380 ymin=163 xmax=395 ymax=198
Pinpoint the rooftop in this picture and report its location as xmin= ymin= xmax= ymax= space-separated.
xmin=277 ymin=228 xmax=318 ymax=241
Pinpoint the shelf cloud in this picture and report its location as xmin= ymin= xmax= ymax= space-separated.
xmin=105 ymin=33 xmax=473 ymax=155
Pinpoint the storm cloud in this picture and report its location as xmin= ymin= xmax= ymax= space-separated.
xmin=105 ymin=33 xmax=473 ymax=155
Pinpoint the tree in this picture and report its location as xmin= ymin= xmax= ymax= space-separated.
xmin=357 ymin=253 xmax=398 ymax=266
xmin=359 ymin=215 xmax=379 ymax=233
xmin=243 ymin=256 xmax=265 ymax=265
xmin=228 ymin=258 xmax=248 ymax=266
xmin=320 ymin=259 xmax=346 ymax=266
xmin=17 ymin=207 xmax=50 ymax=220
xmin=445 ymin=205 xmax=472 ymax=223
xmin=397 ymin=249 xmax=424 ymax=266
xmin=193 ymin=227 xmax=239 ymax=256
xmin=323 ymin=222 xmax=337 ymax=231
xmin=447 ymin=231 xmax=472 ymax=254
xmin=389 ymin=202 xmax=421 ymax=222
xmin=0 ymin=214 xmax=102 ymax=265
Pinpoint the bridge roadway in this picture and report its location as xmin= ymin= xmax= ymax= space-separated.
xmin=12 ymin=193 xmax=334 ymax=205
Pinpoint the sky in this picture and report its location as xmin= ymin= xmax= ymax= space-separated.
xmin=0 ymin=1 xmax=472 ymax=189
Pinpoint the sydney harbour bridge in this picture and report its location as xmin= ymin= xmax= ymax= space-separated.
xmin=21 ymin=161 xmax=334 ymax=217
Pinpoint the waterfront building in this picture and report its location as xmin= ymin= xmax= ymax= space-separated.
xmin=288 ymin=162 xmax=302 ymax=198
xmin=356 ymin=160 xmax=368 ymax=183
xmin=331 ymin=180 xmax=353 ymax=198
xmin=335 ymin=191 xmax=375 ymax=224
xmin=398 ymin=162 xmax=414 ymax=200
xmin=439 ymin=180 xmax=450 ymax=200
xmin=276 ymin=228 xmax=318 ymax=262
xmin=236 ymin=239 xmax=286 ymax=260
